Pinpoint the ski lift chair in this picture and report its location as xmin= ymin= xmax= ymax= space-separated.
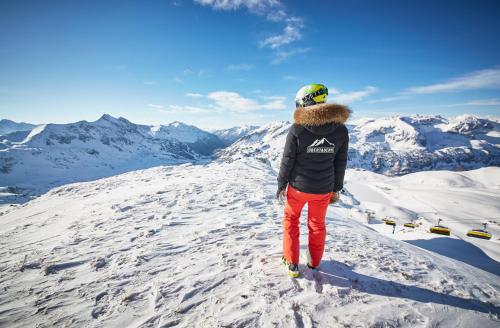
xmin=384 ymin=218 xmax=396 ymax=226
xmin=404 ymin=221 xmax=416 ymax=228
xmin=467 ymin=223 xmax=492 ymax=240
xmin=430 ymin=219 xmax=451 ymax=236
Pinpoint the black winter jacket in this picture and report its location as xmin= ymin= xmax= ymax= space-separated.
xmin=277 ymin=103 xmax=350 ymax=194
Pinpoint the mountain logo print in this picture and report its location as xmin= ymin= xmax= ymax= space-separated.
xmin=307 ymin=138 xmax=335 ymax=153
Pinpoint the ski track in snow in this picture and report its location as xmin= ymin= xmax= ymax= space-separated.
xmin=0 ymin=160 xmax=499 ymax=327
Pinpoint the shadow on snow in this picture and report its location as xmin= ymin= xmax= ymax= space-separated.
xmin=308 ymin=260 xmax=500 ymax=316
xmin=405 ymin=237 xmax=500 ymax=277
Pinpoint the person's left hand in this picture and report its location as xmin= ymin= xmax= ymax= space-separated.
xmin=329 ymin=192 xmax=339 ymax=204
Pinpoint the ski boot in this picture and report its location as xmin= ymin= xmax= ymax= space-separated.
xmin=281 ymin=256 xmax=300 ymax=278
xmin=306 ymin=250 xmax=319 ymax=270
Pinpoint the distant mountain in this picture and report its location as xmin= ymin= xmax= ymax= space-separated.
xmin=217 ymin=114 xmax=500 ymax=176
xmin=2 ymin=113 xmax=499 ymax=194
xmin=0 ymin=119 xmax=36 ymax=135
xmin=0 ymin=114 xmax=224 ymax=189
xmin=151 ymin=121 xmax=225 ymax=155
xmin=212 ymin=125 xmax=260 ymax=146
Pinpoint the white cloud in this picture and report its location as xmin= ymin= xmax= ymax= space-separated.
xmin=266 ymin=8 xmax=286 ymax=22
xmin=445 ymin=98 xmax=500 ymax=107
xmin=259 ymin=96 xmax=287 ymax=110
xmin=261 ymin=95 xmax=285 ymax=101
xmin=466 ymin=98 xmax=500 ymax=106
xmin=283 ymin=75 xmax=298 ymax=81
xmin=260 ymin=17 xmax=303 ymax=49
xmin=226 ymin=64 xmax=255 ymax=72
xmin=330 ymin=86 xmax=378 ymax=104
xmin=207 ymin=91 xmax=259 ymax=112
xmin=194 ymin=0 xmax=306 ymax=64
xmin=194 ymin=0 xmax=282 ymax=15
xmin=143 ymin=80 xmax=156 ymax=85
xmin=212 ymin=91 xmax=286 ymax=111
xmin=406 ymin=67 xmax=500 ymax=94
xmin=151 ymin=104 xmax=214 ymax=114
xmin=185 ymin=92 xmax=204 ymax=98
xmin=328 ymin=87 xmax=341 ymax=94
xmin=165 ymin=105 xmax=213 ymax=114
xmin=366 ymin=96 xmax=409 ymax=104
xmin=272 ymin=47 xmax=311 ymax=64
xmin=167 ymin=90 xmax=287 ymax=113
xmin=148 ymin=103 xmax=165 ymax=109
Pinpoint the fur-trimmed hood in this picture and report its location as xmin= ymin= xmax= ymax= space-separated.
xmin=293 ymin=103 xmax=351 ymax=126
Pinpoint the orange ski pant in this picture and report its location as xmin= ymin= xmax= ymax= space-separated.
xmin=282 ymin=184 xmax=333 ymax=267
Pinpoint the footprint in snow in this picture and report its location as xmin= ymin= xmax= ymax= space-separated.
xmin=44 ymin=260 xmax=87 ymax=275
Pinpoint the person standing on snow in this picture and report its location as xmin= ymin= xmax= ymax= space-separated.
xmin=277 ymin=83 xmax=350 ymax=278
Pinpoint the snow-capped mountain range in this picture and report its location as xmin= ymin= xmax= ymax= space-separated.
xmin=1 ymin=114 xmax=499 ymax=196
xmin=217 ymin=114 xmax=500 ymax=176
xmin=0 ymin=115 xmax=226 ymax=191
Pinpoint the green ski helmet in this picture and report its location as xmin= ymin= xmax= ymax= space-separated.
xmin=295 ymin=84 xmax=328 ymax=108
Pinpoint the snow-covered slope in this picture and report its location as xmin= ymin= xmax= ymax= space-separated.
xmin=216 ymin=121 xmax=290 ymax=170
xmin=0 ymin=160 xmax=498 ymax=327
xmin=344 ymin=167 xmax=500 ymax=264
xmin=218 ymin=114 xmax=500 ymax=176
xmin=212 ymin=125 xmax=260 ymax=146
xmin=0 ymin=119 xmax=36 ymax=135
xmin=0 ymin=130 xmax=32 ymax=150
xmin=0 ymin=115 xmax=224 ymax=192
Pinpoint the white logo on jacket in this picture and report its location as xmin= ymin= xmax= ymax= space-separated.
xmin=307 ymin=138 xmax=335 ymax=153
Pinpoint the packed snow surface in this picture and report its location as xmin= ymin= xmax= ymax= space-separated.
xmin=1 ymin=159 xmax=499 ymax=327
xmin=345 ymin=167 xmax=500 ymax=267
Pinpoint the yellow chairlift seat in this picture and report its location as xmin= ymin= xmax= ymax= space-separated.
xmin=467 ymin=224 xmax=492 ymax=240
xmin=404 ymin=222 xmax=416 ymax=228
xmin=384 ymin=219 xmax=396 ymax=226
xmin=430 ymin=226 xmax=451 ymax=236
xmin=466 ymin=230 xmax=492 ymax=240
xmin=430 ymin=219 xmax=450 ymax=236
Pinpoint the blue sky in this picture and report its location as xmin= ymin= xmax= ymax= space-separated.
xmin=1 ymin=0 xmax=500 ymax=129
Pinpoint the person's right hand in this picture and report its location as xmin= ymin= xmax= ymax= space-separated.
xmin=329 ymin=192 xmax=339 ymax=204
xmin=278 ymin=189 xmax=286 ymax=206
